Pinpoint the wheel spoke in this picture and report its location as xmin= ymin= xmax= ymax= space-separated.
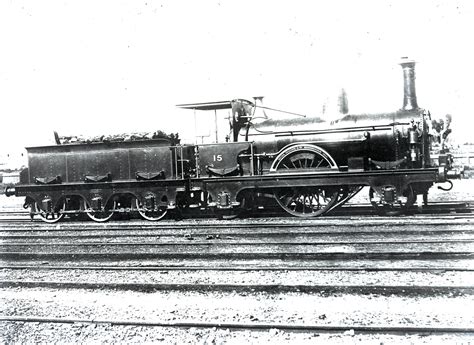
xmin=287 ymin=195 xmax=297 ymax=208
xmin=312 ymin=193 xmax=320 ymax=209
xmin=308 ymin=194 xmax=315 ymax=211
xmin=274 ymin=187 xmax=338 ymax=218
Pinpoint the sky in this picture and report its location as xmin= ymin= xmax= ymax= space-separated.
xmin=1 ymin=0 xmax=473 ymax=161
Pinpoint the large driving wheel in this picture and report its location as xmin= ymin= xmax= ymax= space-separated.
xmin=271 ymin=145 xmax=339 ymax=218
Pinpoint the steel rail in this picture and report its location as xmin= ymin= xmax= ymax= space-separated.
xmin=1 ymin=228 xmax=473 ymax=241
xmin=1 ymin=212 xmax=473 ymax=223
xmin=1 ymin=239 xmax=474 ymax=247
xmin=0 ymin=220 xmax=473 ymax=232
xmin=1 ymin=281 xmax=473 ymax=295
xmin=1 ymin=265 xmax=473 ymax=272
xmin=1 ymin=251 xmax=473 ymax=261
xmin=0 ymin=200 xmax=472 ymax=222
xmin=0 ymin=200 xmax=471 ymax=213
xmin=1 ymin=200 xmax=470 ymax=211
xmin=1 ymin=232 xmax=473 ymax=242
xmin=1 ymin=316 xmax=473 ymax=335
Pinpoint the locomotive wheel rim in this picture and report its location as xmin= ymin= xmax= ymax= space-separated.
xmin=84 ymin=199 xmax=114 ymax=223
xmin=135 ymin=199 xmax=168 ymax=221
xmin=35 ymin=202 xmax=65 ymax=224
xmin=216 ymin=212 xmax=240 ymax=220
xmin=270 ymin=144 xmax=337 ymax=172
xmin=274 ymin=187 xmax=339 ymax=218
xmin=369 ymin=185 xmax=416 ymax=216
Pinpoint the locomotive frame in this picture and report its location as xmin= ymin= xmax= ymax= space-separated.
xmin=4 ymin=59 xmax=461 ymax=222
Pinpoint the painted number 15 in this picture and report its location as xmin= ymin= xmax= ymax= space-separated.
xmin=213 ymin=154 xmax=223 ymax=162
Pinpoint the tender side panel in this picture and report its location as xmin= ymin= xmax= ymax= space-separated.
xmin=26 ymin=139 xmax=172 ymax=185
xmin=27 ymin=151 xmax=67 ymax=184
xmin=129 ymin=146 xmax=173 ymax=180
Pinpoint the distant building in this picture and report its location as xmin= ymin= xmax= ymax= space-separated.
xmin=1 ymin=171 xmax=20 ymax=185
xmin=0 ymin=151 xmax=27 ymax=171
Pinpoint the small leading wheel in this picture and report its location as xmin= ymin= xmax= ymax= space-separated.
xmin=214 ymin=209 xmax=242 ymax=220
xmin=274 ymin=187 xmax=339 ymax=218
xmin=135 ymin=199 xmax=168 ymax=221
xmin=35 ymin=201 xmax=65 ymax=224
xmin=84 ymin=199 xmax=115 ymax=222
xmin=369 ymin=185 xmax=416 ymax=216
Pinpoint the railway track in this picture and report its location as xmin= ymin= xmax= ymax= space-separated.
xmin=1 ymin=211 xmax=473 ymax=342
xmin=0 ymin=200 xmax=472 ymax=223
xmin=0 ymin=215 xmax=473 ymax=231
xmin=2 ymin=315 xmax=473 ymax=336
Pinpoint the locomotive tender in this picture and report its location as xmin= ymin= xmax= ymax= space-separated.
xmin=4 ymin=59 xmax=460 ymax=222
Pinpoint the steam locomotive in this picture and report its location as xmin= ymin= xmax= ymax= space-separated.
xmin=4 ymin=59 xmax=460 ymax=223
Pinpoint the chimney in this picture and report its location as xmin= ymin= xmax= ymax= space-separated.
xmin=400 ymin=57 xmax=418 ymax=111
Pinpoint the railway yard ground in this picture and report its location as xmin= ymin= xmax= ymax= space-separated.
xmin=1 ymin=180 xmax=474 ymax=344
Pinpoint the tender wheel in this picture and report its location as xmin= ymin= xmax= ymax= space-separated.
xmin=369 ymin=185 xmax=416 ymax=216
xmin=136 ymin=199 xmax=168 ymax=221
xmin=271 ymin=144 xmax=339 ymax=217
xmin=84 ymin=199 xmax=115 ymax=222
xmin=35 ymin=201 xmax=65 ymax=224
